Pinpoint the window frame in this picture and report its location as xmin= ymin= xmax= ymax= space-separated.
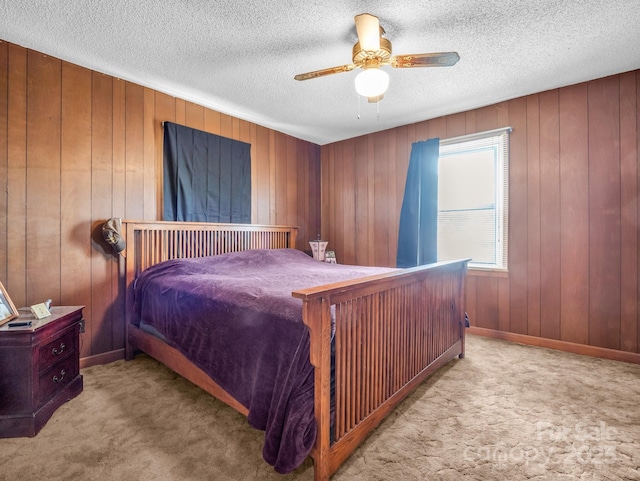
xmin=437 ymin=127 xmax=512 ymax=271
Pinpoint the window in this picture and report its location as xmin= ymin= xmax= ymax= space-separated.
xmin=437 ymin=127 xmax=511 ymax=270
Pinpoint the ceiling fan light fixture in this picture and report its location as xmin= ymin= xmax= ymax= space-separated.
xmin=354 ymin=68 xmax=389 ymax=98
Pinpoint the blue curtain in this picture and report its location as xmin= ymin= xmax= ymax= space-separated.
xmin=163 ymin=122 xmax=251 ymax=223
xmin=396 ymin=138 xmax=439 ymax=267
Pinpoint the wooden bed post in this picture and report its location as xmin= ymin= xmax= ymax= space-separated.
xmin=123 ymin=220 xmax=138 ymax=361
xmin=303 ymin=296 xmax=333 ymax=481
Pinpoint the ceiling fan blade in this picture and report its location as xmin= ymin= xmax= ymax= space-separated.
xmin=355 ymin=13 xmax=380 ymax=52
xmin=294 ymin=64 xmax=357 ymax=81
xmin=391 ymin=52 xmax=460 ymax=68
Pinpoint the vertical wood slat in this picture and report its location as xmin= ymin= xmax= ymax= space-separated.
xmin=476 ymin=278 xmax=499 ymax=330
xmin=90 ymin=71 xmax=115 ymax=356
xmin=508 ymin=97 xmax=529 ymax=335
xmin=286 ymin=136 xmax=298 ymax=232
xmin=6 ymin=43 xmax=28 ymax=307
xmin=526 ymin=95 xmax=541 ymax=337
xmin=366 ymin=137 xmax=376 ymax=266
xmin=373 ymin=132 xmax=389 ymax=266
xmin=353 ymin=137 xmax=369 ymax=266
xmin=111 ymin=78 xmax=127 ymax=351
xmin=332 ymin=143 xmax=343 ymax=259
xmin=619 ymin=71 xmax=638 ymax=353
xmin=125 ymin=82 xmax=145 ymax=221
xmin=588 ymin=76 xmax=621 ymax=350
xmin=559 ymin=83 xmax=590 ymax=344
xmin=26 ymin=50 xmax=62 ymax=305
xmin=61 ymin=63 xmax=92 ymax=356
xmin=275 ymin=133 xmax=287 ymax=226
xmin=539 ymin=89 xmax=561 ymax=341
xmin=0 ymin=42 xmax=7 ymax=285
xmin=143 ymin=88 xmax=156 ymax=220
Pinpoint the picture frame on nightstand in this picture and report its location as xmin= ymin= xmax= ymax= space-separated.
xmin=0 ymin=282 xmax=19 ymax=326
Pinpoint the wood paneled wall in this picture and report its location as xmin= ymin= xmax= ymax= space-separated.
xmin=321 ymin=70 xmax=639 ymax=354
xmin=1 ymin=37 xmax=637 ymax=360
xmin=0 ymin=41 xmax=321 ymax=361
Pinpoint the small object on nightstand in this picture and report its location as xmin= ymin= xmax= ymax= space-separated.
xmin=324 ymin=251 xmax=337 ymax=264
xmin=30 ymin=302 xmax=51 ymax=319
xmin=309 ymin=235 xmax=329 ymax=261
xmin=8 ymin=320 xmax=32 ymax=328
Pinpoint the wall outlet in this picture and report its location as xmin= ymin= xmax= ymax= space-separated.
xmin=79 ymin=318 xmax=85 ymax=334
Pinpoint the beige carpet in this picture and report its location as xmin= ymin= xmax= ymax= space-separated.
xmin=1 ymin=335 xmax=639 ymax=481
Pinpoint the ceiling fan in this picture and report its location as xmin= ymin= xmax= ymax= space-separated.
xmin=294 ymin=13 xmax=460 ymax=103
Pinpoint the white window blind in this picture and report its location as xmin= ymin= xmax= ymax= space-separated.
xmin=437 ymin=127 xmax=511 ymax=270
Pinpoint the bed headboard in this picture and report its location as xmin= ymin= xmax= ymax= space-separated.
xmin=121 ymin=220 xmax=298 ymax=332
xmin=121 ymin=220 xmax=298 ymax=278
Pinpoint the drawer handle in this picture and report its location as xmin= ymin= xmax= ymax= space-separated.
xmin=52 ymin=343 xmax=66 ymax=356
xmin=53 ymin=370 xmax=66 ymax=383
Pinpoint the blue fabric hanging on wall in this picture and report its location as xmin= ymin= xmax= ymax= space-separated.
xmin=163 ymin=121 xmax=251 ymax=223
xmin=396 ymin=137 xmax=439 ymax=267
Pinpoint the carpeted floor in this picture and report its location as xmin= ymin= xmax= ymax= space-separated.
xmin=1 ymin=334 xmax=639 ymax=481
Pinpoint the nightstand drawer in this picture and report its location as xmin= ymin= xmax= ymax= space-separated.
xmin=38 ymin=355 xmax=79 ymax=404
xmin=38 ymin=327 xmax=76 ymax=370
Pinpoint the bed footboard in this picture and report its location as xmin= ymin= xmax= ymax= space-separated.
xmin=293 ymin=259 xmax=469 ymax=481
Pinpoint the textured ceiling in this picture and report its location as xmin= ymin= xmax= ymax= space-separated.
xmin=1 ymin=0 xmax=639 ymax=145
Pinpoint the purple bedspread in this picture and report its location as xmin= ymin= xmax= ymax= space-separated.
xmin=133 ymin=248 xmax=395 ymax=473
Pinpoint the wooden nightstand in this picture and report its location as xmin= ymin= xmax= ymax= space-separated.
xmin=0 ymin=306 xmax=84 ymax=438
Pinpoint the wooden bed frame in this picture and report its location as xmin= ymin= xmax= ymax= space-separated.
xmin=121 ymin=220 xmax=469 ymax=481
